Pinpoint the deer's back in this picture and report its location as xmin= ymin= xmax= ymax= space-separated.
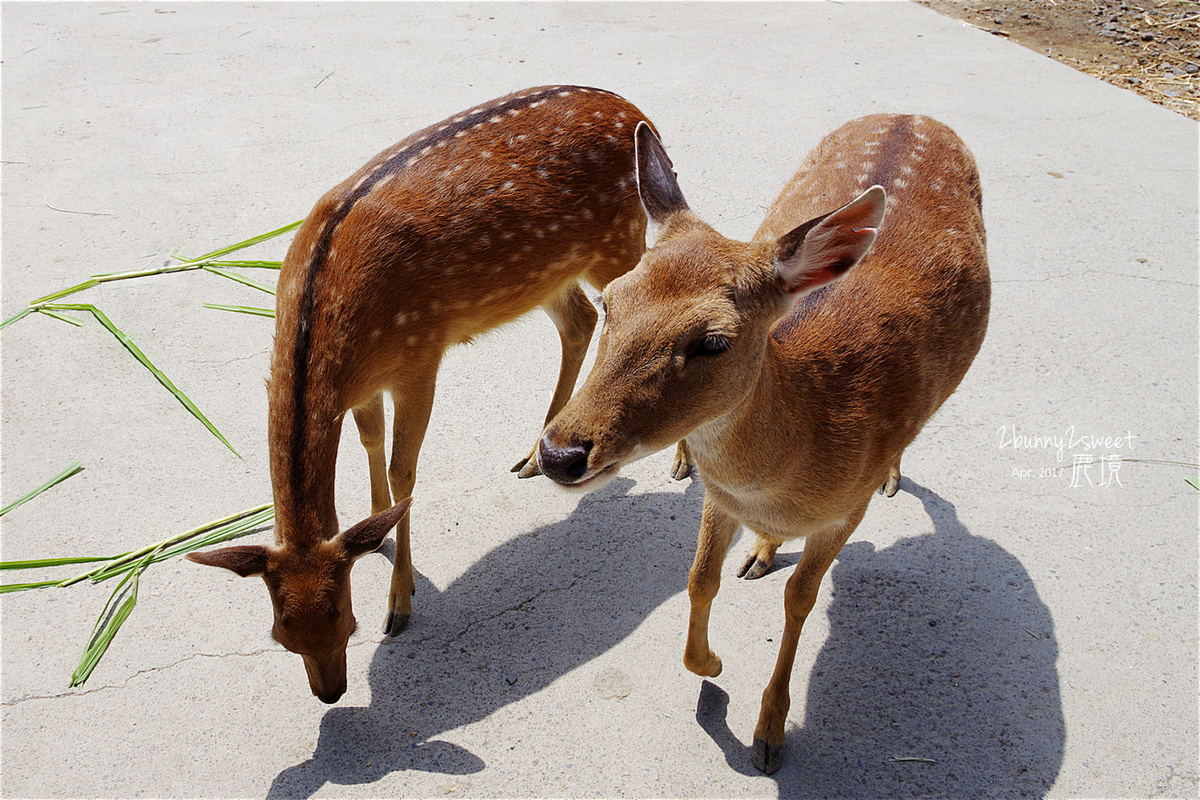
xmin=761 ymin=115 xmax=989 ymax=492
xmin=272 ymin=86 xmax=652 ymax=412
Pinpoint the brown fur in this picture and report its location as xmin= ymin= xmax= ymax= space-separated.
xmin=189 ymin=86 xmax=657 ymax=702
xmin=538 ymin=115 xmax=990 ymax=772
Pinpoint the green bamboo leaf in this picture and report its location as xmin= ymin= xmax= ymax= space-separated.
xmin=0 ymin=501 xmax=272 ymax=679
xmin=0 ymin=579 xmax=67 ymax=594
xmin=29 ymin=279 xmax=101 ymax=305
xmin=1187 ymin=477 xmax=1199 ymax=491
xmin=202 ymin=265 xmax=277 ymax=295
xmin=203 ymin=303 xmax=275 ymax=318
xmin=184 ymin=219 xmax=304 ymax=262
xmin=88 ymin=510 xmax=274 ymax=581
xmin=0 ymin=460 xmax=84 ymax=517
xmin=41 ymin=303 xmax=239 ymax=456
xmin=36 ymin=307 xmax=85 ymax=326
xmin=83 ymin=503 xmax=273 ymax=582
xmin=70 ymin=565 xmax=145 ymax=686
xmin=0 ymin=306 xmax=36 ymax=330
xmin=203 ymin=260 xmax=283 ymax=270
xmin=4 ymin=221 xmax=299 ymax=332
xmin=0 ymin=555 xmax=113 ymax=572
xmin=89 ymin=262 xmax=203 ymax=282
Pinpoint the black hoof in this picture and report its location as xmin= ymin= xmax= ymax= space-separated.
xmin=384 ymin=611 xmax=410 ymax=636
xmin=738 ymin=558 xmax=770 ymax=580
xmin=751 ymin=737 xmax=785 ymax=774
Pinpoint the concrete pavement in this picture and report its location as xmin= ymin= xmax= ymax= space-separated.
xmin=2 ymin=2 xmax=1196 ymax=797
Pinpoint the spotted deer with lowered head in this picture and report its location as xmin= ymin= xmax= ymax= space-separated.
xmin=188 ymin=86 xmax=658 ymax=702
xmin=538 ymin=115 xmax=990 ymax=772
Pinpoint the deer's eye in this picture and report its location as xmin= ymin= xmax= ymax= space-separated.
xmin=688 ymin=335 xmax=731 ymax=359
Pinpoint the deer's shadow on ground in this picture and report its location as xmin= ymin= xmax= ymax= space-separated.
xmin=268 ymin=476 xmax=702 ymax=798
xmin=696 ymin=479 xmax=1065 ymax=798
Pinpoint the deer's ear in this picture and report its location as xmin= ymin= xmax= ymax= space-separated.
xmin=338 ymin=497 xmax=414 ymax=560
xmin=775 ymin=185 xmax=886 ymax=296
xmin=187 ymin=545 xmax=269 ymax=577
xmin=635 ymin=122 xmax=689 ymax=242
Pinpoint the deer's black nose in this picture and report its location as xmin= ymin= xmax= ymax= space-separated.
xmin=538 ymin=434 xmax=593 ymax=484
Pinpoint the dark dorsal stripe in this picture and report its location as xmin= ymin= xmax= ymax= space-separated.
xmin=864 ymin=114 xmax=914 ymax=190
xmin=288 ymin=86 xmax=624 ymax=496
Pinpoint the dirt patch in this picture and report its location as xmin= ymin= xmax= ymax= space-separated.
xmin=912 ymin=0 xmax=1199 ymax=120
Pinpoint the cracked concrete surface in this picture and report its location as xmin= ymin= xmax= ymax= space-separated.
xmin=2 ymin=2 xmax=1197 ymax=798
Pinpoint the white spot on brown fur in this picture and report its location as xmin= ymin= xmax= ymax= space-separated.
xmin=406 ymin=335 xmax=419 ymax=347
xmin=395 ymin=311 xmax=409 ymax=325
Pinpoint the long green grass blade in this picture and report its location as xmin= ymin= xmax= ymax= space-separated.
xmin=0 ymin=555 xmax=114 ymax=571
xmin=0 ymin=306 xmax=36 ymax=330
xmin=0 ymin=580 xmax=69 ymax=594
xmin=87 ymin=506 xmax=274 ymax=581
xmin=75 ymin=503 xmax=273 ymax=583
xmin=41 ymin=303 xmax=239 ymax=456
xmin=70 ymin=565 xmax=145 ymax=686
xmin=89 ymin=262 xmax=203 ymax=282
xmin=184 ymin=219 xmax=303 ymax=262
xmin=36 ymin=307 xmax=85 ymax=327
xmin=0 ymin=460 xmax=84 ymax=518
xmin=203 ymin=303 xmax=276 ymax=318
xmin=201 ymin=266 xmax=277 ymax=295
xmin=203 ymin=260 xmax=283 ymax=270
xmin=0 ymin=502 xmax=273 ymax=679
xmin=1187 ymin=477 xmax=1199 ymax=491
xmin=3 ymin=221 xmax=300 ymax=332
xmin=29 ymin=279 xmax=101 ymax=305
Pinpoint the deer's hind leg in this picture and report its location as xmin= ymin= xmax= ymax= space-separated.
xmin=352 ymin=392 xmax=393 ymax=517
xmin=879 ymin=454 xmax=902 ymax=497
xmin=737 ymin=532 xmax=783 ymax=580
xmin=513 ymin=282 xmax=598 ymax=478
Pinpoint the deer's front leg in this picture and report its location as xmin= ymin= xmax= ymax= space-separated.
xmin=383 ymin=351 xmax=441 ymax=636
xmin=683 ymin=496 xmax=739 ymax=678
xmin=751 ymin=509 xmax=864 ymax=774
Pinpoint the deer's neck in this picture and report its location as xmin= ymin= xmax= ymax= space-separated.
xmin=686 ymin=339 xmax=815 ymax=488
xmin=267 ymin=380 xmax=343 ymax=546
